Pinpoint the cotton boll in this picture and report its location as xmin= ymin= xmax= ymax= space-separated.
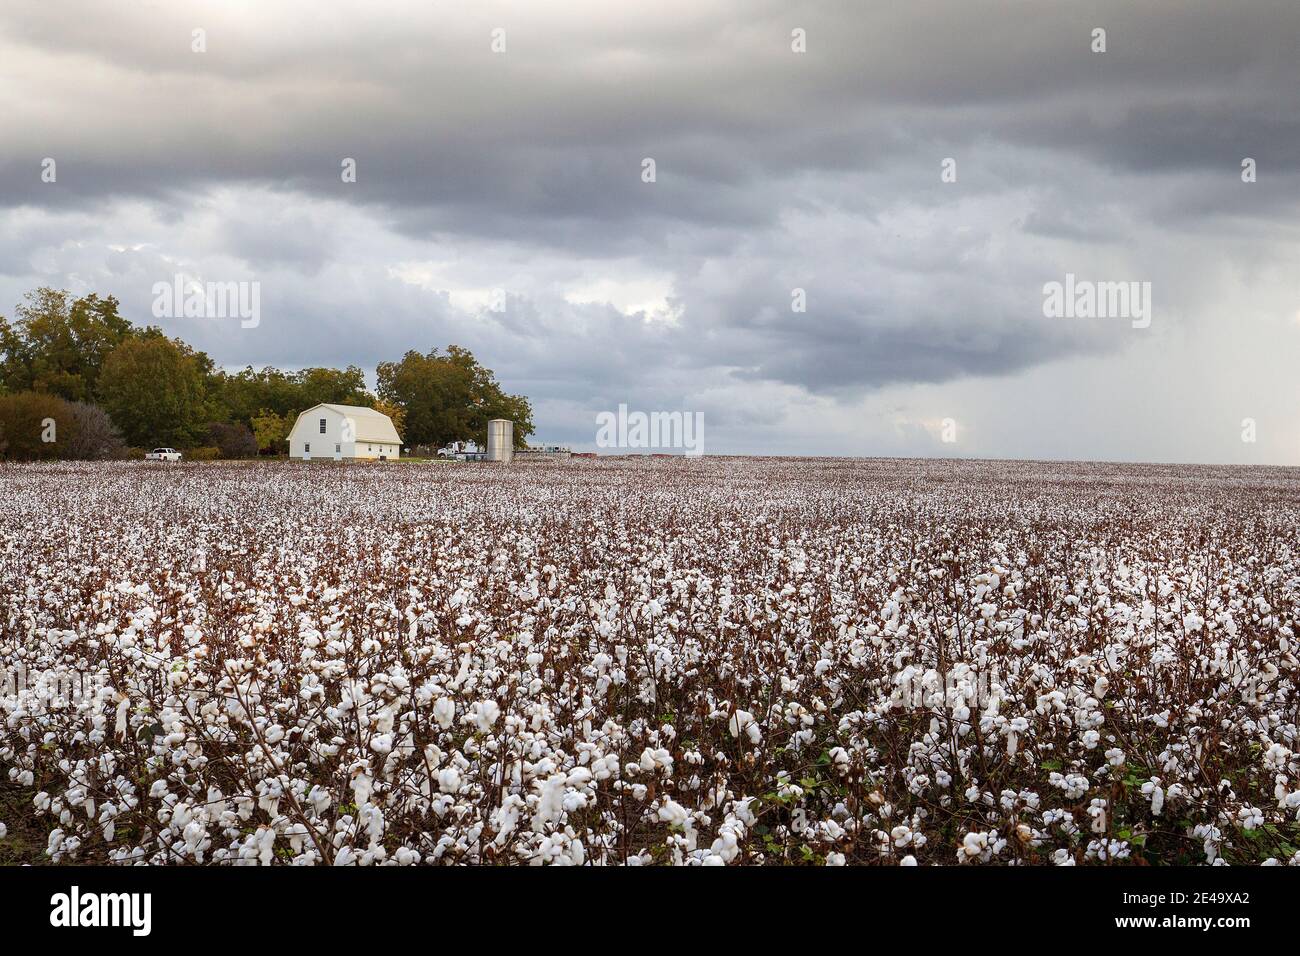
xmin=1237 ymin=806 xmax=1264 ymax=830
xmin=890 ymin=825 xmax=915 ymax=848
xmin=710 ymin=824 xmax=743 ymax=863
xmin=438 ymin=767 xmax=462 ymax=794
xmin=533 ymin=774 xmax=569 ymax=829
xmin=394 ymin=846 xmax=421 ymax=865
xmin=433 ymin=698 xmax=456 ymax=729
xmin=657 ymin=799 xmax=689 ymax=828
xmin=308 ymin=785 xmax=332 ymax=814
xmin=1087 ymin=798 xmax=1108 ymax=834
xmin=1141 ymin=779 xmax=1165 ymax=816
xmin=566 ymin=767 xmax=593 ymax=788
xmin=960 ymin=832 xmax=987 ymax=858
xmin=639 ymin=748 xmax=673 ymax=775
xmin=473 ymin=700 xmax=501 ymax=732
xmin=728 ymin=710 xmax=761 ymax=744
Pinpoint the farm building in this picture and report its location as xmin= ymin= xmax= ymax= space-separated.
xmin=287 ymin=403 xmax=402 ymax=460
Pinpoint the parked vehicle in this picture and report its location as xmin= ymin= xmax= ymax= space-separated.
xmin=145 ymin=447 xmax=183 ymax=461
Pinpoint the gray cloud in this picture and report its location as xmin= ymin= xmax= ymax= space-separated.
xmin=2 ymin=1 xmax=1299 ymax=462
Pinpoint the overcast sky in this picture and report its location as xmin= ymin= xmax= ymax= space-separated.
xmin=2 ymin=0 xmax=1299 ymax=462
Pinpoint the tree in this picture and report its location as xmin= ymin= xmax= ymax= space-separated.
xmin=442 ymin=345 xmax=534 ymax=449
xmin=296 ymin=366 xmax=371 ymax=408
xmin=98 ymin=333 xmax=212 ymax=448
xmin=0 ymin=289 xmax=134 ymax=401
xmin=64 ymin=401 xmax=126 ymax=460
xmin=207 ymin=364 xmax=373 ymax=430
xmin=209 ymin=366 xmax=302 ymax=424
xmin=470 ymin=382 xmax=534 ymax=450
xmin=208 ymin=421 xmax=259 ymax=459
xmin=0 ymin=391 xmax=76 ymax=461
xmin=251 ymin=408 xmax=293 ymax=454
xmin=377 ymin=346 xmax=532 ymax=448
xmin=372 ymin=399 xmax=407 ymax=440
xmin=376 ymin=349 xmax=466 ymax=447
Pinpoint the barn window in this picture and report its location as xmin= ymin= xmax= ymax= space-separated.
xmin=305 ymin=442 xmax=310 ymax=453
xmin=319 ymin=418 xmax=326 ymax=434
xmin=335 ymin=443 xmax=341 ymax=453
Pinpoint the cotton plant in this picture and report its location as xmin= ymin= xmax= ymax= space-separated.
xmin=1 ymin=458 xmax=1298 ymax=864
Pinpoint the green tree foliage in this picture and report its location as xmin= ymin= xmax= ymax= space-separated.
xmin=98 ymin=333 xmax=213 ymax=448
xmin=372 ymin=399 xmax=406 ymax=439
xmin=376 ymin=346 xmax=533 ymax=448
xmin=207 ymin=366 xmax=302 ymax=424
xmin=296 ymin=366 xmax=371 ymax=408
xmin=0 ymin=391 xmax=77 ymax=461
xmin=375 ymin=349 xmax=464 ymax=447
xmin=208 ymin=365 xmax=372 ymax=425
xmin=250 ymin=409 xmax=294 ymax=454
xmin=0 ymin=289 xmax=134 ymax=400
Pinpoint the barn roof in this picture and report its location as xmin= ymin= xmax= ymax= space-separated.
xmin=294 ymin=403 xmax=402 ymax=443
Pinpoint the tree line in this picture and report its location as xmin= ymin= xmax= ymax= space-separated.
xmin=0 ymin=287 xmax=533 ymax=460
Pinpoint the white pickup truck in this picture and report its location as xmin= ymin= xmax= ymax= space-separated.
xmin=145 ymin=447 xmax=183 ymax=461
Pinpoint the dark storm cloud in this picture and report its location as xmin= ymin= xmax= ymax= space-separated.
xmin=7 ymin=1 xmax=1298 ymax=217
xmin=2 ymin=0 xmax=1298 ymax=448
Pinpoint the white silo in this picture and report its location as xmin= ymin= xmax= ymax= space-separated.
xmin=487 ymin=419 xmax=514 ymax=462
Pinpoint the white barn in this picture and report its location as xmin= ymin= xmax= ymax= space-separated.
xmin=287 ymin=403 xmax=403 ymax=460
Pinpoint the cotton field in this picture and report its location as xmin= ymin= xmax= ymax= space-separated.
xmin=2 ymin=457 xmax=1299 ymax=866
